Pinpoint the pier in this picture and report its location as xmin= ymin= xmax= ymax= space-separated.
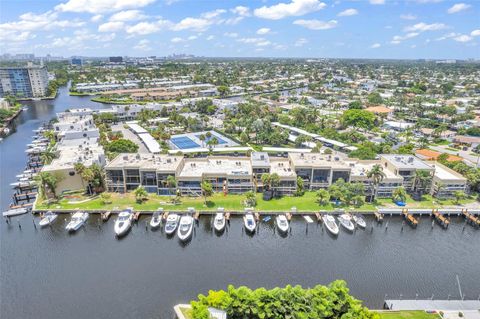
xmin=462 ymin=209 xmax=480 ymax=228
xmin=402 ymin=209 xmax=418 ymax=228
xmin=432 ymin=209 xmax=450 ymax=228
xmin=384 ymin=299 xmax=480 ymax=311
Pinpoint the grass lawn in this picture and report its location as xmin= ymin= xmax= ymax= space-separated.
xmin=376 ymin=310 xmax=440 ymax=319
xmin=376 ymin=194 xmax=476 ymax=208
xmin=35 ymin=191 xmax=378 ymax=212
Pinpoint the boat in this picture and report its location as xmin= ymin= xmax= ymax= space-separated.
xmin=276 ymin=214 xmax=289 ymax=233
xmin=2 ymin=207 xmax=29 ymax=217
xmin=323 ymin=214 xmax=339 ymax=235
xmin=352 ymin=214 xmax=367 ymax=228
xmin=39 ymin=211 xmax=58 ymax=227
xmin=150 ymin=209 xmax=163 ymax=229
xmin=164 ymin=213 xmax=180 ymax=235
xmin=338 ymin=214 xmax=355 ymax=232
xmin=243 ymin=213 xmax=256 ymax=233
xmin=22 ymin=107 xmax=28 ymax=111
xmin=3 ymin=127 xmax=10 ymax=135
xmin=213 ymin=213 xmax=226 ymax=232
xmin=177 ymin=215 xmax=194 ymax=242
xmin=65 ymin=212 xmax=89 ymax=232
xmin=114 ymin=210 xmax=133 ymax=237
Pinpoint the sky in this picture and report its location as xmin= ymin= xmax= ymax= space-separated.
xmin=0 ymin=0 xmax=479 ymax=59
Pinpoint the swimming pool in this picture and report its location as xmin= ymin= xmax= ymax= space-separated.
xmin=170 ymin=136 xmax=200 ymax=149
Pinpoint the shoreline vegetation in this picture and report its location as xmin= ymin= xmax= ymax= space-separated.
xmin=34 ymin=190 xmax=477 ymax=212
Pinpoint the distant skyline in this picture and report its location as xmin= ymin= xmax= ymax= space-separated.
xmin=1 ymin=0 xmax=479 ymax=59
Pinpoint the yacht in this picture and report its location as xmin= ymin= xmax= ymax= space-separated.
xmin=323 ymin=214 xmax=339 ymax=235
xmin=150 ymin=209 xmax=162 ymax=229
xmin=177 ymin=215 xmax=194 ymax=242
xmin=243 ymin=213 xmax=256 ymax=233
xmin=338 ymin=214 xmax=355 ymax=232
xmin=276 ymin=214 xmax=289 ymax=233
xmin=352 ymin=214 xmax=367 ymax=229
xmin=164 ymin=214 xmax=180 ymax=235
xmin=65 ymin=212 xmax=89 ymax=232
xmin=114 ymin=210 xmax=133 ymax=237
xmin=39 ymin=211 xmax=58 ymax=227
xmin=2 ymin=207 xmax=29 ymax=218
xmin=213 ymin=213 xmax=226 ymax=232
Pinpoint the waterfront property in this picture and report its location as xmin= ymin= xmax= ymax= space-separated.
xmin=103 ymin=152 xmax=467 ymax=199
xmin=0 ymin=62 xmax=49 ymax=98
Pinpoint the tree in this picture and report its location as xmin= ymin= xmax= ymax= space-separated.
xmin=316 ymin=189 xmax=330 ymax=206
xmin=392 ymin=186 xmax=407 ymax=203
xmin=100 ymin=192 xmax=112 ymax=205
xmin=295 ymin=176 xmax=305 ymax=196
xmin=454 ymin=190 xmax=466 ymax=204
xmin=41 ymin=146 xmax=56 ymax=165
xmin=166 ymin=175 xmax=177 ymax=189
xmin=34 ymin=172 xmax=61 ymax=199
xmin=198 ymin=134 xmax=206 ymax=147
xmin=367 ymin=92 xmax=383 ymax=105
xmin=134 ymin=185 xmax=148 ymax=203
xmin=201 ymin=180 xmax=213 ymax=204
xmin=367 ymin=164 xmax=385 ymax=201
xmin=270 ymin=173 xmax=280 ymax=193
xmin=244 ymin=191 xmax=257 ymax=207
xmin=341 ymin=109 xmax=375 ymax=130
xmin=217 ymin=85 xmax=230 ymax=97
xmin=106 ymin=139 xmax=139 ymax=153
xmin=413 ymin=170 xmax=432 ymax=196
xmin=261 ymin=173 xmax=271 ymax=190
xmin=348 ymin=100 xmax=363 ymax=109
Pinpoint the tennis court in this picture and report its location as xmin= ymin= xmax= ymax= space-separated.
xmin=195 ymin=134 xmax=227 ymax=144
xmin=170 ymin=136 xmax=200 ymax=149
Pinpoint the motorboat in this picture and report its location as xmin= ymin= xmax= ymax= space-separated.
xmin=213 ymin=213 xmax=226 ymax=232
xmin=338 ymin=214 xmax=355 ymax=232
xmin=150 ymin=210 xmax=162 ymax=229
xmin=114 ymin=210 xmax=133 ymax=237
xmin=276 ymin=214 xmax=289 ymax=233
xmin=243 ymin=213 xmax=256 ymax=233
xmin=177 ymin=215 xmax=194 ymax=242
xmin=323 ymin=214 xmax=339 ymax=235
xmin=65 ymin=212 xmax=89 ymax=232
xmin=2 ymin=207 xmax=29 ymax=218
xmin=10 ymin=181 xmax=35 ymax=188
xmin=352 ymin=214 xmax=366 ymax=229
xmin=164 ymin=214 xmax=180 ymax=235
xmin=39 ymin=211 xmax=58 ymax=227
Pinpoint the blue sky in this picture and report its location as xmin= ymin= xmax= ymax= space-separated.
xmin=1 ymin=0 xmax=479 ymax=59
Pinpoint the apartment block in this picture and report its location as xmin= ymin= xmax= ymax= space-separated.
xmin=0 ymin=63 xmax=49 ymax=98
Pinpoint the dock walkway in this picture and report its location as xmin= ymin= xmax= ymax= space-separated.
xmin=384 ymin=299 xmax=480 ymax=311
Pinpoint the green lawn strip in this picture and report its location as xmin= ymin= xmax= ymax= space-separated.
xmin=376 ymin=310 xmax=440 ymax=319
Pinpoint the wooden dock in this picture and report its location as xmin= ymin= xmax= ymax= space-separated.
xmin=462 ymin=209 xmax=480 ymax=228
xmin=193 ymin=211 xmax=200 ymax=221
xmin=254 ymin=212 xmax=260 ymax=221
xmin=374 ymin=211 xmax=384 ymax=222
xmin=432 ymin=209 xmax=449 ymax=228
xmin=402 ymin=209 xmax=418 ymax=228
xmin=315 ymin=212 xmax=322 ymax=222
xmin=224 ymin=212 xmax=230 ymax=221
xmin=286 ymin=212 xmax=292 ymax=221
xmin=101 ymin=211 xmax=112 ymax=222
xmin=133 ymin=211 xmax=141 ymax=222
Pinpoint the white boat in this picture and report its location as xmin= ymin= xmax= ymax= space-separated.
xmin=213 ymin=213 xmax=226 ymax=232
xmin=164 ymin=214 xmax=180 ymax=235
xmin=276 ymin=214 xmax=289 ymax=233
xmin=338 ymin=214 xmax=355 ymax=232
xmin=114 ymin=210 xmax=133 ymax=237
xmin=10 ymin=181 xmax=35 ymax=188
xmin=39 ymin=211 xmax=58 ymax=227
xmin=243 ymin=213 xmax=256 ymax=233
xmin=323 ymin=214 xmax=339 ymax=235
xmin=150 ymin=210 xmax=162 ymax=229
xmin=22 ymin=107 xmax=28 ymax=111
xmin=2 ymin=207 xmax=29 ymax=217
xmin=352 ymin=214 xmax=366 ymax=229
xmin=3 ymin=127 xmax=10 ymax=135
xmin=177 ymin=215 xmax=194 ymax=242
xmin=65 ymin=212 xmax=89 ymax=232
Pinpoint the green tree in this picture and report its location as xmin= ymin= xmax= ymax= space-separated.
xmin=295 ymin=176 xmax=305 ymax=196
xmin=367 ymin=164 xmax=385 ymax=201
xmin=454 ymin=190 xmax=466 ymax=204
xmin=341 ymin=109 xmax=376 ymax=130
xmin=367 ymin=92 xmax=383 ymax=105
xmin=106 ymin=139 xmax=139 ymax=153
xmin=244 ymin=190 xmax=257 ymax=207
xmin=392 ymin=186 xmax=407 ymax=203
xmin=201 ymin=180 xmax=213 ymax=204
xmin=316 ymin=189 xmax=330 ymax=206
xmin=413 ymin=170 xmax=432 ymax=196
xmin=134 ymin=185 xmax=148 ymax=203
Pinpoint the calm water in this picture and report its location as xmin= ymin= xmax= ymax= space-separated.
xmin=1 ymin=86 xmax=480 ymax=319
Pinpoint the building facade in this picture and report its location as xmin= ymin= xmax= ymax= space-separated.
xmin=0 ymin=63 xmax=49 ymax=98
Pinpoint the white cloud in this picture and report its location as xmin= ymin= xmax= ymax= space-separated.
xmin=91 ymin=14 xmax=103 ymax=22
xmin=231 ymin=6 xmax=250 ymax=17
xmin=447 ymin=3 xmax=471 ymax=14
xmin=172 ymin=17 xmax=213 ymax=31
xmin=55 ymin=0 xmax=156 ymax=13
xmin=206 ymin=35 xmax=215 ymax=40
xmin=293 ymin=19 xmax=337 ymax=30
xmin=453 ymin=34 xmax=472 ymax=42
xmin=294 ymin=37 xmax=308 ymax=46
xmin=224 ymin=32 xmax=238 ymax=38
xmin=257 ymin=27 xmax=271 ymax=35
xmin=471 ymin=30 xmax=480 ymax=37
xmin=370 ymin=43 xmax=381 ymax=48
xmin=134 ymin=39 xmax=151 ymax=50
xmin=109 ymin=10 xmax=147 ymax=22
xmin=254 ymin=0 xmax=326 ymax=20
xmin=338 ymin=8 xmax=358 ymax=16
xmin=391 ymin=32 xmax=419 ymax=44
xmin=98 ymin=21 xmax=124 ymax=32
xmin=188 ymin=35 xmax=197 ymax=40
xmin=171 ymin=37 xmax=183 ymax=43
xmin=404 ymin=22 xmax=448 ymax=32
xmin=400 ymin=14 xmax=416 ymax=20
xmin=126 ymin=20 xmax=171 ymax=34
xmin=435 ymin=32 xmax=458 ymax=41
xmin=201 ymin=9 xmax=226 ymax=20
xmin=237 ymin=37 xmax=271 ymax=47
xmin=369 ymin=0 xmax=385 ymax=5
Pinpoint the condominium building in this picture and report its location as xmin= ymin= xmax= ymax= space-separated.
xmin=104 ymin=152 xmax=467 ymax=199
xmin=0 ymin=63 xmax=49 ymax=98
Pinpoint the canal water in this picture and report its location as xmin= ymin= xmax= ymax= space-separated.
xmin=1 ymin=86 xmax=480 ymax=319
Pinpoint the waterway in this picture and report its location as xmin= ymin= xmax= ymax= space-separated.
xmin=1 ymin=86 xmax=480 ymax=319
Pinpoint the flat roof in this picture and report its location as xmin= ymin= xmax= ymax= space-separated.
xmin=251 ymin=152 xmax=270 ymax=167
xmin=428 ymin=161 xmax=467 ymax=181
xmin=381 ymin=154 xmax=434 ymax=170
xmin=179 ymin=157 xmax=252 ymax=178
xmin=289 ymin=153 xmax=351 ymax=169
xmin=138 ymin=133 xmax=161 ymax=153
xmin=106 ymin=153 xmax=183 ymax=171
xmin=128 ymin=123 xmax=148 ymax=134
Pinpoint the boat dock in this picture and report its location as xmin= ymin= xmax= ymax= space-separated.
xmin=402 ymin=209 xmax=418 ymax=228
xmin=432 ymin=209 xmax=450 ymax=228
xmin=384 ymin=299 xmax=480 ymax=311
xmin=462 ymin=209 xmax=480 ymax=228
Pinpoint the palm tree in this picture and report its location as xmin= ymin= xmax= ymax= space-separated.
xmin=392 ymin=186 xmax=407 ymax=203
xmin=316 ymin=189 xmax=330 ymax=206
xmin=41 ymin=146 xmax=56 ymax=165
xmin=134 ymin=185 xmax=148 ymax=203
xmin=198 ymin=134 xmax=206 ymax=147
xmin=34 ymin=172 xmax=60 ymax=200
xmin=413 ymin=170 xmax=432 ymax=197
xmin=201 ymin=180 xmax=213 ymax=204
xmin=367 ymin=164 xmax=386 ymax=202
